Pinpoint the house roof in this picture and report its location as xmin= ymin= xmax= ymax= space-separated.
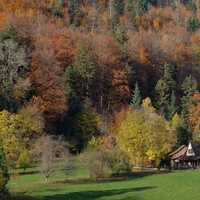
xmin=170 ymin=145 xmax=187 ymax=160
xmin=170 ymin=141 xmax=200 ymax=161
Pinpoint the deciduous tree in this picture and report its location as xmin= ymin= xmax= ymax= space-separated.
xmin=113 ymin=106 xmax=175 ymax=166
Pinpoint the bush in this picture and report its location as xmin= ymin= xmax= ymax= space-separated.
xmin=83 ymin=147 xmax=132 ymax=179
xmin=107 ymin=148 xmax=133 ymax=175
xmin=0 ymin=148 xmax=9 ymax=198
xmin=83 ymin=149 xmax=111 ymax=179
xmin=17 ymin=150 xmax=31 ymax=172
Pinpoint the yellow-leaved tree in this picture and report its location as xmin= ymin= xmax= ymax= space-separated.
xmin=0 ymin=106 xmax=43 ymax=168
xmin=113 ymin=98 xmax=176 ymax=167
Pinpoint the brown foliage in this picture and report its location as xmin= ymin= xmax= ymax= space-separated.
xmin=189 ymin=93 xmax=200 ymax=131
xmin=92 ymin=34 xmax=130 ymax=110
xmin=29 ymin=24 xmax=77 ymax=121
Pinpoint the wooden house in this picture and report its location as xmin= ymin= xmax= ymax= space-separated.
xmin=170 ymin=141 xmax=200 ymax=169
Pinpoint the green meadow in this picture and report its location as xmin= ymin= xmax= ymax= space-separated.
xmin=9 ymin=166 xmax=200 ymax=200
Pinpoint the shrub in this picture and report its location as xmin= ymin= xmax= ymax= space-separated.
xmin=17 ymin=150 xmax=31 ymax=172
xmin=83 ymin=149 xmax=111 ymax=179
xmin=107 ymin=148 xmax=132 ymax=175
xmin=83 ymin=146 xmax=132 ymax=179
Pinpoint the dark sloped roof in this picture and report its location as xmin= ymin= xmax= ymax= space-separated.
xmin=170 ymin=141 xmax=200 ymax=161
xmin=170 ymin=145 xmax=187 ymax=160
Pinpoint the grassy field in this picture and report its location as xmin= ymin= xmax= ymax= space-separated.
xmin=9 ymin=165 xmax=200 ymax=200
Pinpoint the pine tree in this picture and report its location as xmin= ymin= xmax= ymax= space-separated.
xmin=187 ymin=15 xmax=200 ymax=32
xmin=137 ymin=0 xmax=149 ymax=16
xmin=113 ymin=25 xmax=128 ymax=46
xmin=176 ymin=118 xmax=189 ymax=146
xmin=182 ymin=75 xmax=197 ymax=97
xmin=113 ymin=0 xmax=125 ymax=16
xmin=113 ymin=25 xmax=128 ymax=58
xmin=65 ymin=44 xmax=96 ymax=114
xmin=171 ymin=113 xmax=189 ymax=147
xmin=181 ymin=75 xmax=197 ymax=120
xmin=68 ymin=0 xmax=82 ymax=27
xmin=167 ymin=91 xmax=177 ymax=120
xmin=155 ymin=63 xmax=176 ymax=112
xmin=49 ymin=0 xmax=64 ymax=17
xmin=111 ymin=0 xmax=125 ymax=29
xmin=127 ymin=0 xmax=134 ymax=12
xmin=72 ymin=98 xmax=101 ymax=151
xmin=130 ymin=82 xmax=142 ymax=108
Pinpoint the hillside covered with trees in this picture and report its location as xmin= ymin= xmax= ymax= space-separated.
xmin=2 ymin=0 xmax=200 ymax=197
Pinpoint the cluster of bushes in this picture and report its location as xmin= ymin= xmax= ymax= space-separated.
xmin=82 ymin=137 xmax=132 ymax=179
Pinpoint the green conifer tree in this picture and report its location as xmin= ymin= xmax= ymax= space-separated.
xmin=68 ymin=0 xmax=82 ymax=27
xmin=155 ymin=63 xmax=176 ymax=112
xmin=167 ymin=91 xmax=177 ymax=120
xmin=181 ymin=75 xmax=197 ymax=120
xmin=137 ymin=0 xmax=149 ymax=15
xmin=113 ymin=0 xmax=125 ymax=15
xmin=176 ymin=118 xmax=190 ymax=146
xmin=113 ymin=25 xmax=128 ymax=58
xmin=130 ymin=82 xmax=142 ymax=108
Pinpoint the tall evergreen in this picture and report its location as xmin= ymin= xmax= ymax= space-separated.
xmin=113 ymin=25 xmax=128 ymax=59
xmin=111 ymin=0 xmax=125 ymax=29
xmin=74 ymin=44 xmax=96 ymax=96
xmin=70 ymin=98 xmax=101 ymax=151
xmin=137 ymin=0 xmax=149 ymax=15
xmin=176 ymin=121 xmax=189 ymax=146
xmin=176 ymin=114 xmax=190 ymax=146
xmin=187 ymin=15 xmax=200 ymax=32
xmin=182 ymin=75 xmax=197 ymax=97
xmin=68 ymin=0 xmax=82 ymax=27
xmin=49 ymin=0 xmax=64 ymax=17
xmin=130 ymin=82 xmax=142 ymax=108
xmin=167 ymin=91 xmax=177 ymax=120
xmin=113 ymin=0 xmax=125 ymax=16
xmin=181 ymin=75 xmax=197 ymax=120
xmin=65 ymin=44 xmax=96 ymax=113
xmin=155 ymin=63 xmax=176 ymax=113
xmin=127 ymin=0 xmax=134 ymax=12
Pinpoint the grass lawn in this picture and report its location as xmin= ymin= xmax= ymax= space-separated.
xmin=9 ymin=165 xmax=200 ymax=200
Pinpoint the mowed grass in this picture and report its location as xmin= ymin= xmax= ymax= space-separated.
xmin=8 ymin=164 xmax=200 ymax=200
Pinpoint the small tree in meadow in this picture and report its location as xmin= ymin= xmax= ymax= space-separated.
xmin=33 ymin=135 xmax=69 ymax=183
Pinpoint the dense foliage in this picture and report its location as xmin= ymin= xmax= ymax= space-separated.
xmin=112 ymin=102 xmax=176 ymax=167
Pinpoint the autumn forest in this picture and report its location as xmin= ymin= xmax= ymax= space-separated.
xmin=1 ymin=0 xmax=200 ymax=199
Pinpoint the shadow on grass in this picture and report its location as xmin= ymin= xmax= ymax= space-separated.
xmin=18 ymin=170 xmax=40 ymax=176
xmin=43 ymin=186 xmax=156 ymax=200
xmin=9 ymin=194 xmax=36 ymax=200
xmin=10 ymin=169 xmax=39 ymax=176
xmin=52 ymin=170 xmax=170 ymax=185
xmin=10 ymin=186 xmax=156 ymax=200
